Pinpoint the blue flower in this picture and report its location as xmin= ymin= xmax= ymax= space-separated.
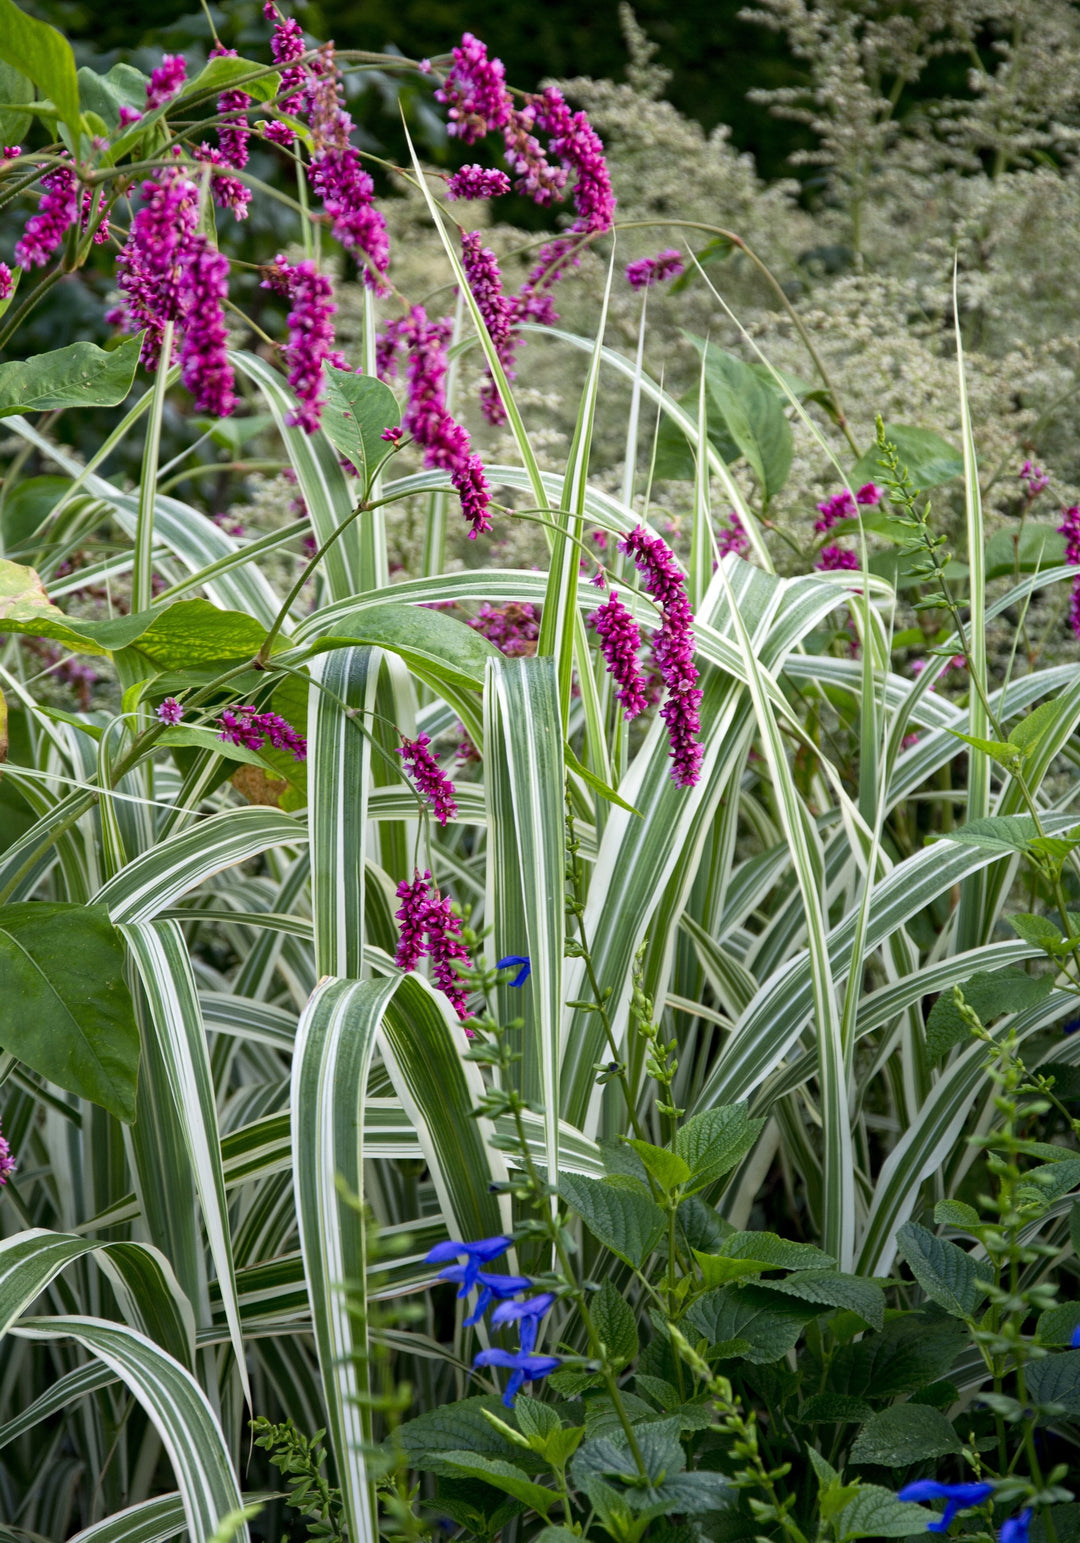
xmin=425 ymin=1237 xmax=513 ymax=1296
xmin=496 ymin=955 xmax=531 ymax=986
xmin=474 ymin=1347 xmax=561 ymax=1407
xmin=491 ymin=1291 xmax=556 ymax=1352
xmin=897 ymin=1482 xmax=995 ymax=1533
xmin=1072 ymin=1324 xmax=1080 ymax=1348
xmin=1000 ymin=1510 xmax=1032 ymax=1543
xmin=1064 ymin=1016 xmax=1080 ymax=1036
xmin=437 ymin=1265 xmax=532 ymax=1325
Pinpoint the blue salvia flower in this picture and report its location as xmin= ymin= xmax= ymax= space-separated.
xmin=496 ymin=955 xmax=531 ymax=986
xmin=1072 ymin=1324 xmax=1080 ymax=1347
xmin=897 ymin=1481 xmax=995 ymax=1533
xmin=437 ymin=1264 xmax=532 ymax=1325
xmin=473 ymin=1348 xmax=561 ymax=1407
xmin=426 ymin=1237 xmax=513 ymax=1296
xmin=491 ymin=1290 xmax=556 ymax=1353
xmin=1000 ymin=1510 xmax=1032 ymax=1543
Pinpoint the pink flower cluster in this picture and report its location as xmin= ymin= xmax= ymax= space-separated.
xmin=394 ymin=870 xmax=474 ymax=1020
xmin=461 ymin=228 xmax=515 ymax=424
xmin=218 ymin=706 xmax=307 ymax=760
xmin=398 ymin=734 xmax=459 ymax=825
xmin=1021 ymin=459 xmax=1049 ymax=498
xmin=179 ymin=237 xmax=236 ymax=418
xmin=625 ymin=248 xmax=684 ymax=291
xmin=0 ymin=263 xmax=12 ymax=300
xmin=302 ymin=46 xmax=390 ymax=290
xmin=816 ymin=544 xmax=859 ymax=571
xmin=468 ymin=601 xmax=540 ymax=656
xmin=813 ymin=482 xmax=881 ymax=533
xmin=0 ymin=1121 xmax=15 ymax=1186
xmin=261 ymin=255 xmax=346 ymax=433
xmin=14 ymin=165 xmax=78 ymax=269
xmin=436 ymin=33 xmax=512 ymax=143
xmin=717 ymin=510 xmax=749 ymax=559
xmin=447 ymin=165 xmax=511 ymax=200
xmin=402 ymin=305 xmax=492 ymax=536
xmin=621 ymin=525 xmax=703 ymax=786
xmin=146 ymin=53 xmax=187 ymax=110
xmin=193 ymin=143 xmax=251 ymax=219
xmin=156 ymin=697 xmax=184 ymax=724
xmin=210 ymin=44 xmax=253 ymax=170
xmin=1059 ymin=504 xmax=1080 ymax=638
xmin=588 ymin=590 xmax=647 ymax=719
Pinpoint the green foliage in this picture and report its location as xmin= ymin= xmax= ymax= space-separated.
xmin=0 ymin=335 xmax=143 ymax=417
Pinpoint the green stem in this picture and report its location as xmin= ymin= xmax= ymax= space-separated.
xmin=133 ymin=324 xmax=174 ymax=615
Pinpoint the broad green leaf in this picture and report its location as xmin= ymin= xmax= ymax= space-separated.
xmin=947 ymin=730 xmax=1024 ymax=766
xmin=796 ymin=1393 xmax=874 ymax=1425
xmin=0 ymin=0 xmax=79 ymax=141
xmin=896 ymin=1221 xmax=980 ymax=1319
xmin=719 ymin=1232 xmax=835 ymax=1270
xmin=693 ymin=1251 xmax=774 ymax=1287
xmin=11 ymin=1317 xmax=248 ymax=1543
xmin=180 ymin=54 xmax=281 ymax=103
xmin=833 ymin=1485 xmax=933 ymax=1538
xmin=674 ymin=1104 xmax=765 ymax=1191
xmin=1027 ymin=1349 xmax=1080 ymax=1415
xmin=985 ymin=523 xmax=1065 ymax=580
xmin=398 ymin=1397 xmax=536 ymax=1467
xmin=1009 ymin=913 xmax=1066 ymax=953
xmin=1010 ymin=696 xmax=1070 ymax=754
xmin=0 ymin=59 xmax=32 ymax=145
xmin=319 ymin=367 xmax=400 ymax=489
xmin=755 ymin=1270 xmax=885 ymax=1331
xmin=624 ymin=1139 xmax=690 ymax=1192
xmin=426 ymin=1452 xmax=554 ymax=1516
xmin=934 ymin=1199 xmax=981 ymax=1229
xmin=320 ymin=602 xmax=499 ymax=692
xmin=558 ymin=1174 xmax=665 ymax=1269
xmin=694 ymin=338 xmax=793 ymax=499
xmin=1018 ymin=1158 xmax=1080 ymax=1206
xmin=684 ymin=1284 xmax=813 ymax=1363
xmin=77 ymin=61 xmax=146 ymax=131
xmin=925 ymin=967 xmax=1053 ymax=1060
xmin=851 ymin=424 xmax=964 ymax=489
xmin=939 ymin=814 xmax=1040 ymax=854
xmin=850 ymin=1403 xmax=962 ymax=1465
xmin=828 ymin=1315 xmax=967 ymax=1398
xmin=156 ymin=727 xmax=274 ymax=772
xmin=0 ymin=901 xmax=139 ymax=1121
xmin=591 ymin=1279 xmax=640 ymax=1367
xmin=1037 ymin=1304 xmax=1080 ymax=1347
xmin=0 ymin=335 xmax=143 ymax=418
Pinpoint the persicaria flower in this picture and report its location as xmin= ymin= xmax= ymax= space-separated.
xmin=397 ymin=733 xmax=458 ymax=825
xmin=1058 ymin=504 xmax=1080 ymax=638
xmin=621 ymin=525 xmax=703 ymax=786
xmin=178 ymin=235 xmax=236 ymax=418
xmin=461 ymin=228 xmax=515 ymax=424
xmin=0 ymin=263 xmax=12 ymax=300
xmin=814 ymin=483 xmax=880 ymax=532
xmin=146 ymin=53 xmax=187 ymax=110
xmin=119 ymin=105 xmax=142 ymax=127
xmin=3 ymin=145 xmax=21 ymax=158
xmin=0 ymin=1120 xmax=16 ymax=1185
xmin=402 ymin=305 xmax=492 ymax=537
xmin=447 ymin=165 xmax=511 ymax=200
xmin=534 ymin=86 xmax=615 ymax=235
xmin=468 ymin=601 xmax=539 ymax=656
xmin=210 ymin=44 xmax=252 ymax=169
xmin=717 ymin=510 xmax=749 ymax=559
xmin=895 ymin=1481 xmax=994 ymax=1534
xmin=156 ymin=697 xmax=183 ymax=725
xmin=193 ymin=143 xmax=251 ymax=219
xmin=394 ymin=869 xmax=475 ymax=1019
xmin=588 ymin=590 xmax=647 ymax=719
xmin=436 ymin=32 xmax=512 ymax=143
xmin=218 ymin=706 xmax=307 ymax=761
xmin=261 ymin=256 xmax=346 ymax=433
xmin=1021 ymin=459 xmax=1049 ymax=497
xmin=15 ymin=165 xmax=78 ymax=269
xmin=394 ymin=870 xmax=432 ymax=971
xmin=108 ymin=167 xmax=199 ymax=368
xmin=625 ymin=248 xmax=684 ymax=290
xmin=381 ymin=425 xmax=404 ymax=444
xmin=816 ymin=544 xmax=859 ymax=571
xmin=303 ymin=45 xmax=390 ymax=289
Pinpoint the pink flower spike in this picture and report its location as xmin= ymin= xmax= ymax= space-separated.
xmin=856 ymin=483 xmax=882 ymax=506
xmin=381 ymin=425 xmax=404 ymax=443
xmin=402 ymin=305 xmax=492 ymax=536
xmin=625 ymin=248 xmax=684 ymax=291
xmin=394 ymin=869 xmax=432 ymax=970
xmin=0 ymin=263 xmax=12 ymax=300
xmin=436 ymin=33 xmax=512 ymax=144
xmin=15 ymin=165 xmax=78 ymax=270
xmin=398 ymin=733 xmax=459 ymax=825
xmin=588 ymin=589 xmax=647 ymax=719
xmin=620 ymin=524 xmax=702 ymax=785
xmin=178 ymin=235 xmax=236 ymax=417
xmin=1058 ymin=504 xmax=1080 ymax=637
xmin=461 ymin=228 xmax=515 ymax=424
xmin=813 ymin=489 xmax=856 ymax=534
xmin=262 ymin=255 xmax=344 ymax=432
xmin=119 ymin=105 xmax=142 ymax=127
xmin=3 ymin=145 xmax=21 ymax=158
xmin=717 ymin=510 xmax=749 ymax=558
xmin=156 ymin=697 xmax=183 ymax=725
xmin=816 ymin=544 xmax=859 ymax=571
xmin=146 ymin=54 xmax=187 ymax=110
xmin=447 ymin=164 xmax=511 ymax=200
xmin=0 ymin=1121 xmax=15 ymax=1185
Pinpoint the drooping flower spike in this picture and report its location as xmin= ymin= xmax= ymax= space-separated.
xmin=397 ymin=734 xmax=459 ymax=826
xmin=588 ymin=589 xmax=647 ymax=720
xmin=473 ymin=1348 xmax=561 ymax=1407
xmin=625 ymin=248 xmax=684 ymax=290
xmin=260 ymin=256 xmax=347 ymax=433
xmin=620 ymin=524 xmax=702 ymax=786
xmin=0 ymin=1120 xmax=15 ymax=1185
xmin=896 ymin=1481 xmax=995 ymax=1534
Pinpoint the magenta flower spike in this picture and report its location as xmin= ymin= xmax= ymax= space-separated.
xmin=146 ymin=54 xmax=187 ymax=110
xmin=588 ymin=590 xmax=647 ymax=720
xmin=156 ymin=698 xmax=184 ymax=725
xmin=261 ymin=255 xmax=346 ymax=433
xmin=625 ymin=248 xmax=684 ymax=290
xmin=402 ymin=305 xmax=492 ymax=536
xmin=397 ymin=734 xmax=459 ymax=825
xmin=394 ymin=870 xmax=433 ymax=971
xmin=108 ymin=168 xmax=200 ymax=368
xmin=178 ymin=236 xmax=236 ymax=417
xmin=446 ymin=165 xmax=511 ymax=200
xmin=15 ymin=166 xmax=78 ymax=270
xmin=0 ymin=1121 xmax=16 ymax=1185
xmin=461 ymin=228 xmax=515 ymax=424
xmin=621 ymin=525 xmax=703 ymax=786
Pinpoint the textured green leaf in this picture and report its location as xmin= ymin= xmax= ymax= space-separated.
xmin=0 ymin=0 xmax=79 ymax=139
xmin=719 ymin=1232 xmax=835 ymax=1270
xmin=833 ymin=1485 xmax=934 ymax=1538
xmin=934 ymin=1199 xmax=981 ymax=1229
xmin=985 ymin=524 xmax=1065 ymax=580
xmin=398 ymin=1397 xmax=535 ymax=1467
xmin=558 ymin=1174 xmax=665 ymax=1268
xmin=851 ymin=424 xmax=963 ymax=489
xmin=675 ymin=1104 xmax=765 ymax=1191
xmin=828 ymin=1315 xmax=967 ymax=1398
xmin=425 ymin=1452 xmax=554 ymax=1516
xmin=1027 ymin=1350 xmax=1080 ymax=1414
xmin=939 ymin=814 xmax=1040 ymax=854
xmin=755 ymin=1270 xmax=885 ymax=1331
xmin=0 ymin=335 xmax=143 ymax=418
xmin=592 ymin=1279 xmax=640 ymax=1367
xmin=796 ymin=1393 xmax=874 ymax=1425
xmin=0 ymin=901 xmax=139 ymax=1121
xmin=896 ymin=1222 xmax=980 ymax=1318
xmin=850 ymin=1403 xmax=962 ymax=1465
xmin=926 ymin=968 xmax=1052 ymax=1060
xmin=319 ymin=367 xmax=400 ymax=487
xmin=624 ymin=1139 xmax=690 ymax=1192
xmin=684 ymin=1285 xmax=812 ymax=1363
xmin=1036 ymin=1304 xmax=1080 ymax=1347
xmin=694 ymin=339 xmax=793 ymax=499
